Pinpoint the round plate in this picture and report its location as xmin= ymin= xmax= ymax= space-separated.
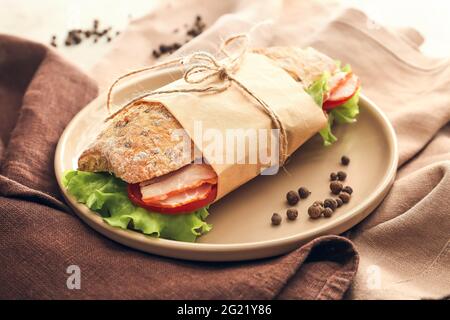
xmin=55 ymin=68 xmax=398 ymax=262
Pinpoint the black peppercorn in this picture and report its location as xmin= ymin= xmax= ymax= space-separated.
xmin=324 ymin=198 xmax=337 ymax=211
xmin=330 ymin=172 xmax=338 ymax=181
xmin=335 ymin=197 xmax=343 ymax=207
xmin=323 ymin=207 xmax=333 ymax=218
xmin=152 ymin=49 xmax=160 ymax=58
xmin=172 ymin=42 xmax=181 ymax=50
xmin=339 ymin=192 xmax=351 ymax=203
xmin=330 ymin=181 xmax=343 ymax=195
xmin=337 ymin=171 xmax=347 ymax=181
xmin=298 ymin=187 xmax=311 ymax=199
xmin=286 ymin=191 xmax=299 ymax=205
xmin=342 ymin=186 xmax=353 ymax=195
xmin=341 ymin=155 xmax=350 ymax=166
xmin=308 ymin=205 xmax=322 ymax=219
xmin=271 ymin=213 xmax=282 ymax=225
xmin=286 ymin=208 xmax=298 ymax=221
xmin=159 ymin=44 xmax=168 ymax=53
xmin=312 ymin=200 xmax=323 ymax=207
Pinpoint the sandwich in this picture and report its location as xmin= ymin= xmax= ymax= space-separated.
xmin=63 ymin=46 xmax=360 ymax=242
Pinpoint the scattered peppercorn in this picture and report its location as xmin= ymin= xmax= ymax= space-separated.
xmin=55 ymin=19 xmax=121 ymax=48
xmin=152 ymin=49 xmax=160 ymax=58
xmin=330 ymin=181 xmax=343 ymax=195
xmin=330 ymin=172 xmax=338 ymax=181
xmin=339 ymin=192 xmax=351 ymax=203
xmin=337 ymin=171 xmax=347 ymax=181
xmin=274 ymin=165 xmax=354 ymax=223
xmin=298 ymin=187 xmax=311 ymax=199
xmin=323 ymin=207 xmax=333 ymax=218
xmin=271 ymin=213 xmax=282 ymax=225
xmin=342 ymin=186 xmax=353 ymax=195
xmin=152 ymin=15 xmax=205 ymax=59
xmin=187 ymin=15 xmax=206 ymax=37
xmin=286 ymin=190 xmax=299 ymax=205
xmin=313 ymin=200 xmax=323 ymax=207
xmin=324 ymin=198 xmax=337 ymax=211
xmin=159 ymin=44 xmax=169 ymax=53
xmin=341 ymin=155 xmax=350 ymax=166
xmin=286 ymin=208 xmax=298 ymax=221
xmin=308 ymin=205 xmax=322 ymax=219
xmin=50 ymin=35 xmax=58 ymax=47
xmin=152 ymin=42 xmax=182 ymax=58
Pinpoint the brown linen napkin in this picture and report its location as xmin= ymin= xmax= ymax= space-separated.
xmin=92 ymin=0 xmax=450 ymax=299
xmin=0 ymin=38 xmax=358 ymax=299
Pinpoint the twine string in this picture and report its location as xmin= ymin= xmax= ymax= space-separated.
xmin=105 ymin=34 xmax=288 ymax=165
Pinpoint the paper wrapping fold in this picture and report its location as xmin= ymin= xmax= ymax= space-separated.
xmin=143 ymin=52 xmax=327 ymax=200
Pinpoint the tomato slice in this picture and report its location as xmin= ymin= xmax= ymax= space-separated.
xmin=128 ymin=182 xmax=217 ymax=214
xmin=323 ymin=74 xmax=360 ymax=111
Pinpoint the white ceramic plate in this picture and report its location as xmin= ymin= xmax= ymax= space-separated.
xmin=55 ymin=68 xmax=398 ymax=261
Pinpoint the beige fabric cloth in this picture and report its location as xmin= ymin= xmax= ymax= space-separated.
xmin=91 ymin=0 xmax=450 ymax=299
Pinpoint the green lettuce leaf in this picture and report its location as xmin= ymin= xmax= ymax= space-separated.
xmin=319 ymin=113 xmax=338 ymax=147
xmin=330 ymin=88 xmax=360 ymax=124
xmin=306 ymin=72 xmax=330 ymax=107
xmin=306 ymin=72 xmax=337 ymax=146
xmin=63 ymin=170 xmax=212 ymax=242
xmin=306 ymin=64 xmax=360 ymax=146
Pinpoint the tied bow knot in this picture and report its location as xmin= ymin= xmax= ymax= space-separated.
xmin=182 ymin=52 xmax=230 ymax=85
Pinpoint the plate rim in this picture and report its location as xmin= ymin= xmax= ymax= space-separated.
xmin=55 ymin=68 xmax=398 ymax=261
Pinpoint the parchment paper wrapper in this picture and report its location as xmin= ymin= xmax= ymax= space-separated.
xmin=143 ymin=52 xmax=327 ymax=200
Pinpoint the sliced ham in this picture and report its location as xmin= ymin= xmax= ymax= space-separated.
xmin=327 ymin=71 xmax=352 ymax=96
xmin=329 ymin=73 xmax=359 ymax=101
xmin=146 ymin=183 xmax=213 ymax=208
xmin=140 ymin=164 xmax=217 ymax=201
xmin=323 ymin=73 xmax=360 ymax=110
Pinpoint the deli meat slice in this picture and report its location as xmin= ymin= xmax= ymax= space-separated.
xmin=140 ymin=164 xmax=217 ymax=201
xmin=327 ymin=71 xmax=352 ymax=95
xmin=149 ymin=183 xmax=213 ymax=208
